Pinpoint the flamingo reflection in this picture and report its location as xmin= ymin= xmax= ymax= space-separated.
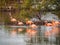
xmin=11 ymin=30 xmax=17 ymax=37
xmin=44 ymin=21 xmax=59 ymax=42
xmin=26 ymin=29 xmax=37 ymax=37
xmin=18 ymin=28 xmax=23 ymax=32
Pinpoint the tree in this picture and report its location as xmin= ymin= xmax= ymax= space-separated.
xmin=0 ymin=0 xmax=60 ymax=23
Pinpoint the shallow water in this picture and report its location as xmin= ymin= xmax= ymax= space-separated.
xmin=0 ymin=25 xmax=60 ymax=45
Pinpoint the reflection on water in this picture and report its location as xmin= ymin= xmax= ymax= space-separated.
xmin=0 ymin=25 xmax=60 ymax=45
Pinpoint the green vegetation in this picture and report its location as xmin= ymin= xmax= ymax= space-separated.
xmin=0 ymin=0 xmax=60 ymax=23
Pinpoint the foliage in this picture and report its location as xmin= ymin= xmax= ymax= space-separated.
xmin=0 ymin=0 xmax=60 ymax=23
